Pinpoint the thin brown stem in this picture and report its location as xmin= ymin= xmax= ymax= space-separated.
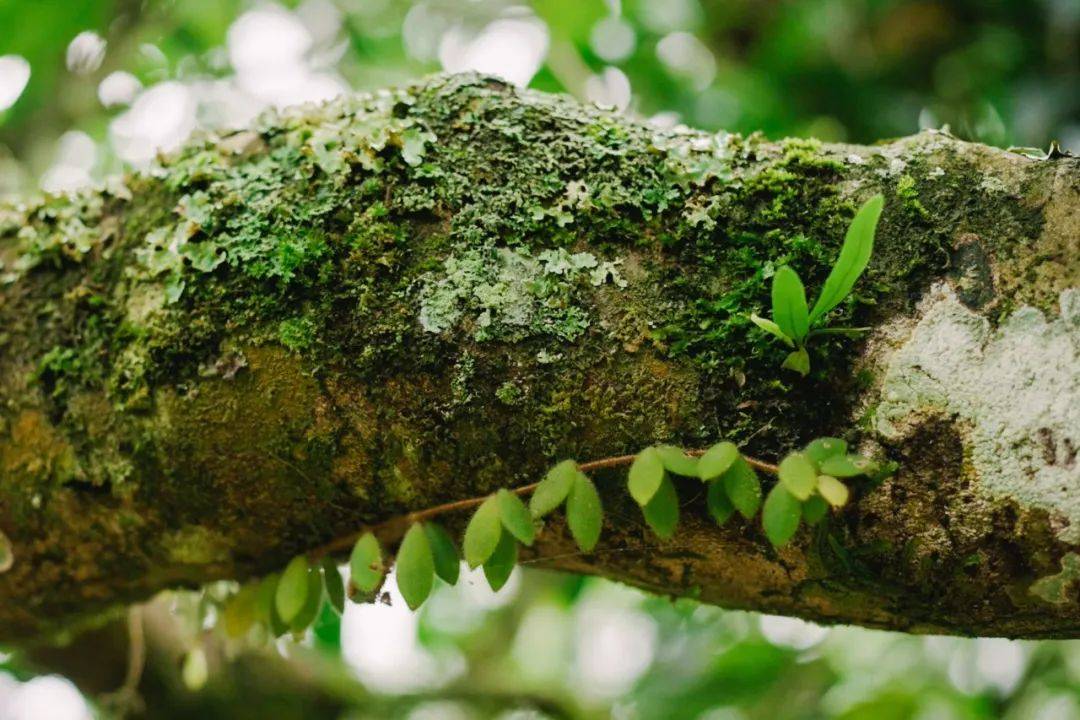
xmin=308 ymin=449 xmax=779 ymax=561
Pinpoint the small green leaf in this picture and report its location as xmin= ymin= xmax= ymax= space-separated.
xmin=482 ymin=531 xmax=518 ymax=592
xmin=321 ymin=557 xmax=345 ymax=615
xmin=697 ymin=441 xmax=739 ymax=481
xmin=819 ymin=453 xmax=876 ymax=478
xmin=749 ymin=313 xmax=795 ymax=348
xmin=656 ymin=445 xmax=699 ymax=476
xmin=778 ymin=452 xmax=818 ymax=500
xmin=804 ymin=437 xmax=848 ymax=466
xmin=642 ymin=475 xmax=679 ymax=539
xmin=276 ymin=555 xmax=311 ymax=624
xmin=464 ymin=496 xmax=503 ymax=568
xmin=423 ymin=522 xmax=460 ymax=585
xmin=223 ymin=584 xmax=259 ymax=638
xmin=497 ymin=488 xmax=536 ymax=546
xmin=809 ymin=194 xmax=884 ymax=325
xmin=782 ymin=347 xmax=810 ymax=376
xmin=817 ymin=474 xmax=851 ymax=507
xmin=771 ymin=266 xmax=810 ymax=343
xmin=257 ymin=574 xmax=288 ymax=638
xmin=349 ymin=532 xmax=385 ymax=594
xmin=628 ymin=447 xmax=666 ymax=506
xmin=722 ymin=457 xmax=762 ymax=519
xmin=530 ymin=459 xmax=576 ymax=517
xmin=802 ymin=495 xmax=829 ymax=525
xmin=762 ymin=484 xmax=802 ymax=547
xmin=289 ymin=568 xmax=323 ymax=633
xmin=396 ymin=524 xmax=435 ymax=610
xmin=706 ymin=479 xmax=735 ymax=526
xmin=566 ymin=472 xmax=602 ymax=552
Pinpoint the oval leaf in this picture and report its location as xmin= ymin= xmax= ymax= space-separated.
xmin=566 ymin=472 xmax=603 ymax=552
xmin=423 ymin=522 xmax=460 ymax=585
xmin=771 ymin=266 xmax=810 ymax=343
xmin=321 ymin=557 xmax=345 ymax=615
xmin=656 ymin=445 xmax=699 ymax=477
xmin=778 ymin=452 xmax=818 ymax=500
xmin=819 ymin=453 xmax=875 ymax=478
xmin=804 ymin=437 xmax=848 ymax=466
xmin=762 ymin=484 xmax=802 ymax=547
xmin=223 ymin=584 xmax=259 ymax=639
xmin=482 ymin=531 xmax=518 ymax=592
xmin=642 ymin=475 xmax=679 ymax=540
xmin=396 ymin=523 xmax=435 ymax=610
xmin=349 ymin=532 xmax=385 ymax=594
xmin=497 ymin=488 xmax=536 ymax=546
xmin=817 ymin=474 xmax=851 ymax=507
xmin=723 ymin=457 xmax=762 ymax=519
xmin=809 ymin=194 xmax=884 ymax=325
xmin=628 ymin=447 xmax=666 ymax=506
xmin=464 ymin=495 xmax=503 ymax=568
xmin=802 ymin=495 xmax=829 ymax=526
xmin=706 ymin=479 xmax=735 ymax=526
xmin=697 ymin=441 xmax=739 ymax=481
xmin=290 ymin=568 xmax=324 ymax=633
xmin=276 ymin=555 xmax=311 ymax=624
xmin=782 ymin=347 xmax=810 ymax=376
xmin=530 ymin=459 xmax=576 ymax=518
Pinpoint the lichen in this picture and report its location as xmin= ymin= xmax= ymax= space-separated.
xmin=1031 ymin=553 xmax=1080 ymax=604
xmin=877 ymin=284 xmax=1080 ymax=540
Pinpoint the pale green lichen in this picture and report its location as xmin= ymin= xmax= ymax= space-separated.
xmin=877 ymin=285 xmax=1080 ymax=540
xmin=1031 ymin=553 xmax=1080 ymax=604
xmin=418 ymin=246 xmax=624 ymax=342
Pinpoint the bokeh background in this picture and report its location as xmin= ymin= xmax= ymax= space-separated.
xmin=0 ymin=1 xmax=1079 ymax=718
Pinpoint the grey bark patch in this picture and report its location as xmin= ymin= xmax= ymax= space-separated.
xmin=877 ymin=284 xmax=1080 ymax=541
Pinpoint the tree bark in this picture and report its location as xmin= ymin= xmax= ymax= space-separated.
xmin=0 ymin=73 xmax=1076 ymax=642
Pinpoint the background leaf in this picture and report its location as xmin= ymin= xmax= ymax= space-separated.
xmin=804 ymin=437 xmax=848 ymax=465
xmin=321 ymin=557 xmax=345 ymax=615
xmin=566 ymin=472 xmax=602 ymax=552
xmin=395 ymin=523 xmax=435 ymax=610
xmin=723 ymin=457 xmax=762 ymax=518
xmin=802 ymin=495 xmax=829 ymax=525
xmin=423 ymin=522 xmax=460 ymax=585
xmin=771 ymin=266 xmax=810 ymax=343
xmin=464 ymin=496 xmax=503 ymax=568
xmin=763 ymin=484 xmax=802 ymax=547
xmin=707 ymin=480 xmax=735 ymax=525
xmin=808 ymin=194 xmax=884 ymax=324
xmin=819 ymin=454 xmax=875 ymax=478
xmin=642 ymin=475 xmax=680 ymax=539
xmin=276 ymin=555 xmax=311 ymax=624
xmin=289 ymin=569 xmax=324 ymax=633
xmin=530 ymin=459 xmax=576 ymax=517
xmin=779 ymin=452 xmax=818 ymax=500
xmin=498 ymin=488 xmax=536 ymax=545
xmin=349 ymin=532 xmax=385 ymax=594
xmin=628 ymin=447 xmax=666 ymax=506
xmin=482 ymin=531 xmax=518 ymax=592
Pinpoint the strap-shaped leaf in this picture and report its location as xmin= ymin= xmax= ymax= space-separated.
xmin=642 ymin=475 xmax=679 ymax=539
xmin=349 ymin=532 xmax=385 ymax=594
xmin=804 ymin=437 xmax=847 ymax=466
xmin=566 ymin=472 xmax=602 ymax=552
xmin=722 ymin=457 xmax=761 ymax=519
xmin=423 ymin=522 xmax=460 ymax=585
xmin=817 ymin=474 xmax=851 ymax=507
xmin=808 ymin=194 xmax=884 ymax=325
xmin=464 ymin=495 xmax=503 ymax=568
xmin=762 ymin=484 xmax=802 ymax=547
xmin=656 ymin=445 xmax=699 ymax=476
xmin=497 ymin=488 xmax=536 ymax=546
xmin=396 ymin=523 xmax=435 ymax=610
xmin=749 ymin=313 xmax=794 ymax=348
xmin=771 ymin=266 xmax=810 ymax=343
xmin=628 ymin=447 xmax=666 ymax=506
xmin=320 ymin=557 xmax=345 ymax=615
xmin=482 ymin=531 xmax=518 ymax=592
xmin=706 ymin=479 xmax=735 ymax=526
xmin=697 ymin=441 xmax=739 ymax=481
xmin=530 ymin=459 xmax=576 ymax=518
xmin=276 ymin=555 xmax=311 ymax=624
xmin=778 ymin=452 xmax=818 ymax=500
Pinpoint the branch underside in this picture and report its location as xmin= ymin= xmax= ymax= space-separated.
xmin=0 ymin=73 xmax=1077 ymax=642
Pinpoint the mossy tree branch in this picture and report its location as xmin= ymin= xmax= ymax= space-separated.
xmin=0 ymin=74 xmax=1077 ymax=642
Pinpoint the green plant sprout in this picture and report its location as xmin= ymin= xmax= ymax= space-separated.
xmin=750 ymin=194 xmax=885 ymax=375
xmin=220 ymin=438 xmax=893 ymax=638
